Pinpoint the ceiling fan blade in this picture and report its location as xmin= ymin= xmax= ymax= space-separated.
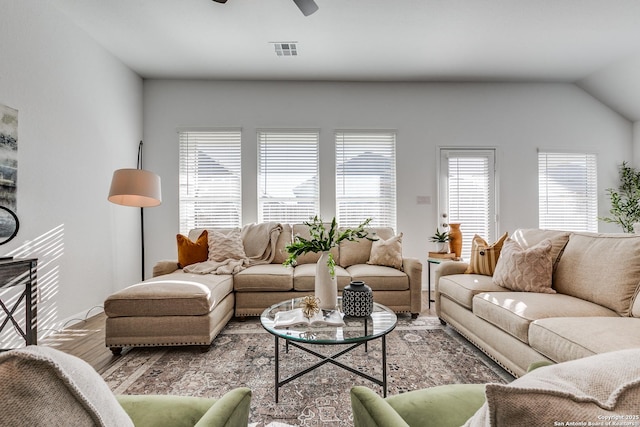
xmin=293 ymin=0 xmax=319 ymax=16
xmin=212 ymin=0 xmax=228 ymax=3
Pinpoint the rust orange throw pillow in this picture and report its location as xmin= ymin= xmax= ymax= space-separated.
xmin=177 ymin=230 xmax=208 ymax=268
xmin=465 ymin=232 xmax=508 ymax=276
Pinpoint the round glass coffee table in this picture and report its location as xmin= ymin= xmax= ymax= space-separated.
xmin=260 ymin=297 xmax=397 ymax=402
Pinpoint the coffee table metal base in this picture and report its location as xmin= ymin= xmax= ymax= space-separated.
xmin=273 ymin=334 xmax=387 ymax=403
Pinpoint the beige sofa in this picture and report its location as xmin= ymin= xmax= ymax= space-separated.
xmin=435 ymin=228 xmax=640 ymax=378
xmin=105 ymin=224 xmax=422 ymax=354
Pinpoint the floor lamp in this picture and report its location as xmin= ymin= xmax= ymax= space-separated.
xmin=108 ymin=141 xmax=162 ymax=281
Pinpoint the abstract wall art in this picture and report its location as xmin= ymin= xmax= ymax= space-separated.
xmin=0 ymin=104 xmax=17 ymax=212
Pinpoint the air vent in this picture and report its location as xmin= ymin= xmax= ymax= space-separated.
xmin=272 ymin=42 xmax=298 ymax=57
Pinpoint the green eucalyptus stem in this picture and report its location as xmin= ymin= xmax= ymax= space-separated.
xmin=283 ymin=216 xmax=375 ymax=277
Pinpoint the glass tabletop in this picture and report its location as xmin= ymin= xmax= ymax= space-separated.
xmin=260 ymin=297 xmax=397 ymax=344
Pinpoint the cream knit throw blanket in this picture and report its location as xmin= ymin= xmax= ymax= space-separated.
xmin=185 ymin=222 xmax=283 ymax=275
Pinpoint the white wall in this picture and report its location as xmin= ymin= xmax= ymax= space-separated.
xmin=0 ymin=0 xmax=143 ymax=343
xmin=143 ymin=80 xmax=632 ymax=272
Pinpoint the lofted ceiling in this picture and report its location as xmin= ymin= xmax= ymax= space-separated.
xmin=50 ymin=0 xmax=640 ymax=121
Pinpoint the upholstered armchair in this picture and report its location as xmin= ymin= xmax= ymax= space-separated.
xmin=351 ymin=383 xmax=486 ymax=427
xmin=0 ymin=345 xmax=252 ymax=427
xmin=352 ymin=350 xmax=640 ymax=427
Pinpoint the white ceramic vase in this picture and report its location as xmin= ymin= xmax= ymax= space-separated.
xmin=315 ymin=251 xmax=337 ymax=310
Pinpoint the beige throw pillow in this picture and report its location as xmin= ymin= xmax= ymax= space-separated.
xmin=208 ymin=228 xmax=247 ymax=262
xmin=465 ymin=232 xmax=508 ymax=276
xmin=492 ymin=238 xmax=555 ymax=293
xmin=464 ymin=349 xmax=640 ymax=427
xmin=367 ymin=233 xmax=403 ymax=270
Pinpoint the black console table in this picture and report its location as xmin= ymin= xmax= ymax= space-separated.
xmin=0 ymin=258 xmax=37 ymax=348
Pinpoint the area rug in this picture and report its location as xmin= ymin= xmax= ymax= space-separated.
xmin=101 ymin=316 xmax=508 ymax=426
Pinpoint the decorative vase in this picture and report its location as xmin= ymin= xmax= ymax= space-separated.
xmin=342 ymin=280 xmax=373 ymax=317
xmin=315 ymin=251 xmax=337 ymax=310
xmin=448 ymin=223 xmax=463 ymax=257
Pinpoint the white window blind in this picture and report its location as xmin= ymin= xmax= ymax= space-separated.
xmin=336 ymin=131 xmax=397 ymax=229
xmin=258 ymin=130 xmax=319 ymax=223
xmin=179 ymin=130 xmax=242 ymax=234
xmin=440 ymin=149 xmax=496 ymax=260
xmin=538 ymin=151 xmax=597 ymax=232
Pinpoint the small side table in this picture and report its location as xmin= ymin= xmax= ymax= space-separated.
xmin=427 ymin=257 xmax=460 ymax=309
xmin=0 ymin=258 xmax=38 ymax=349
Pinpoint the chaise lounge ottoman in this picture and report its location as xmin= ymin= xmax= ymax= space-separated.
xmin=104 ymin=271 xmax=234 ymax=354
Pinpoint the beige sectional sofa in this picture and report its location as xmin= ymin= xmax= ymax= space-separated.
xmin=435 ymin=228 xmax=640 ymax=378
xmin=105 ymin=223 xmax=422 ymax=354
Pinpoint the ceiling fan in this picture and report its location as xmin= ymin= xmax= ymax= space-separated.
xmin=212 ymin=0 xmax=319 ymax=16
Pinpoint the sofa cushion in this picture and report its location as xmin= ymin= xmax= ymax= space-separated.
xmin=233 ymin=264 xmax=293 ymax=291
xmin=105 ymin=271 xmax=233 ymax=317
xmin=465 ymin=232 xmax=508 ymax=276
xmin=554 ymin=232 xmax=640 ymax=316
xmin=346 ymin=264 xmax=408 ymax=291
xmin=510 ymin=228 xmax=570 ymax=271
xmin=492 ymin=238 xmax=555 ymax=293
xmin=339 ymin=227 xmax=395 ymax=267
xmin=292 ymin=263 xmax=351 ymax=291
xmin=438 ymin=274 xmax=505 ymax=310
xmin=177 ymin=230 xmax=209 ymax=268
xmin=0 ymin=346 xmax=134 ymax=427
xmin=464 ymin=348 xmax=640 ymax=427
xmin=529 ymin=317 xmax=640 ymax=363
xmin=367 ymin=232 xmax=403 ymax=270
xmin=472 ymin=292 xmax=619 ymax=344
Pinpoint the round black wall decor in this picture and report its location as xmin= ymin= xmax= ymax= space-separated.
xmin=0 ymin=206 xmax=19 ymax=245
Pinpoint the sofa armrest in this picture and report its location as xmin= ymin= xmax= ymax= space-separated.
xmin=194 ymin=387 xmax=251 ymax=427
xmin=434 ymin=261 xmax=469 ymax=317
xmin=402 ymin=257 xmax=423 ymax=316
xmin=117 ymin=394 xmax=216 ymax=427
xmin=153 ymin=260 xmax=180 ymax=277
xmin=351 ymin=386 xmax=410 ymax=427
xmin=117 ymin=387 xmax=251 ymax=427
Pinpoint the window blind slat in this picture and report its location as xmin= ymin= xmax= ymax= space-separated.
xmin=538 ymin=152 xmax=597 ymax=232
xmin=336 ymin=131 xmax=396 ymax=229
xmin=258 ymin=130 xmax=319 ymax=223
xmin=179 ymin=130 xmax=242 ymax=233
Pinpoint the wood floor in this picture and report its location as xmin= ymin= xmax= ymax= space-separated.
xmin=40 ymin=291 xmax=437 ymax=374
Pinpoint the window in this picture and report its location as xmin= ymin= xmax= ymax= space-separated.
xmin=258 ymin=130 xmax=319 ymax=223
xmin=439 ymin=149 xmax=497 ymax=260
xmin=336 ymin=131 xmax=397 ymax=228
xmin=538 ymin=151 xmax=597 ymax=232
xmin=178 ymin=130 xmax=242 ymax=233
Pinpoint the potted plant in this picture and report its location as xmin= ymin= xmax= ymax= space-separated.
xmin=284 ymin=216 xmax=375 ymax=310
xmin=430 ymin=228 xmax=450 ymax=253
xmin=600 ymin=161 xmax=640 ymax=233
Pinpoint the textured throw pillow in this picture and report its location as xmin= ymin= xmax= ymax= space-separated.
xmin=208 ymin=228 xmax=247 ymax=262
xmin=367 ymin=233 xmax=403 ymax=270
xmin=465 ymin=232 xmax=508 ymax=276
xmin=176 ymin=230 xmax=208 ymax=268
xmin=0 ymin=346 xmax=134 ymax=427
xmin=492 ymin=238 xmax=555 ymax=293
xmin=464 ymin=348 xmax=640 ymax=427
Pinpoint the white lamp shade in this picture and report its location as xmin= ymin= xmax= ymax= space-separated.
xmin=108 ymin=168 xmax=162 ymax=208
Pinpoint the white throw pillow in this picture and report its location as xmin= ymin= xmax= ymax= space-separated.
xmin=208 ymin=228 xmax=247 ymax=262
xmin=492 ymin=238 xmax=555 ymax=293
xmin=367 ymin=233 xmax=403 ymax=270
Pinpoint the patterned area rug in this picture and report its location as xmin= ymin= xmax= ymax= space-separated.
xmin=102 ymin=316 xmax=508 ymax=426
